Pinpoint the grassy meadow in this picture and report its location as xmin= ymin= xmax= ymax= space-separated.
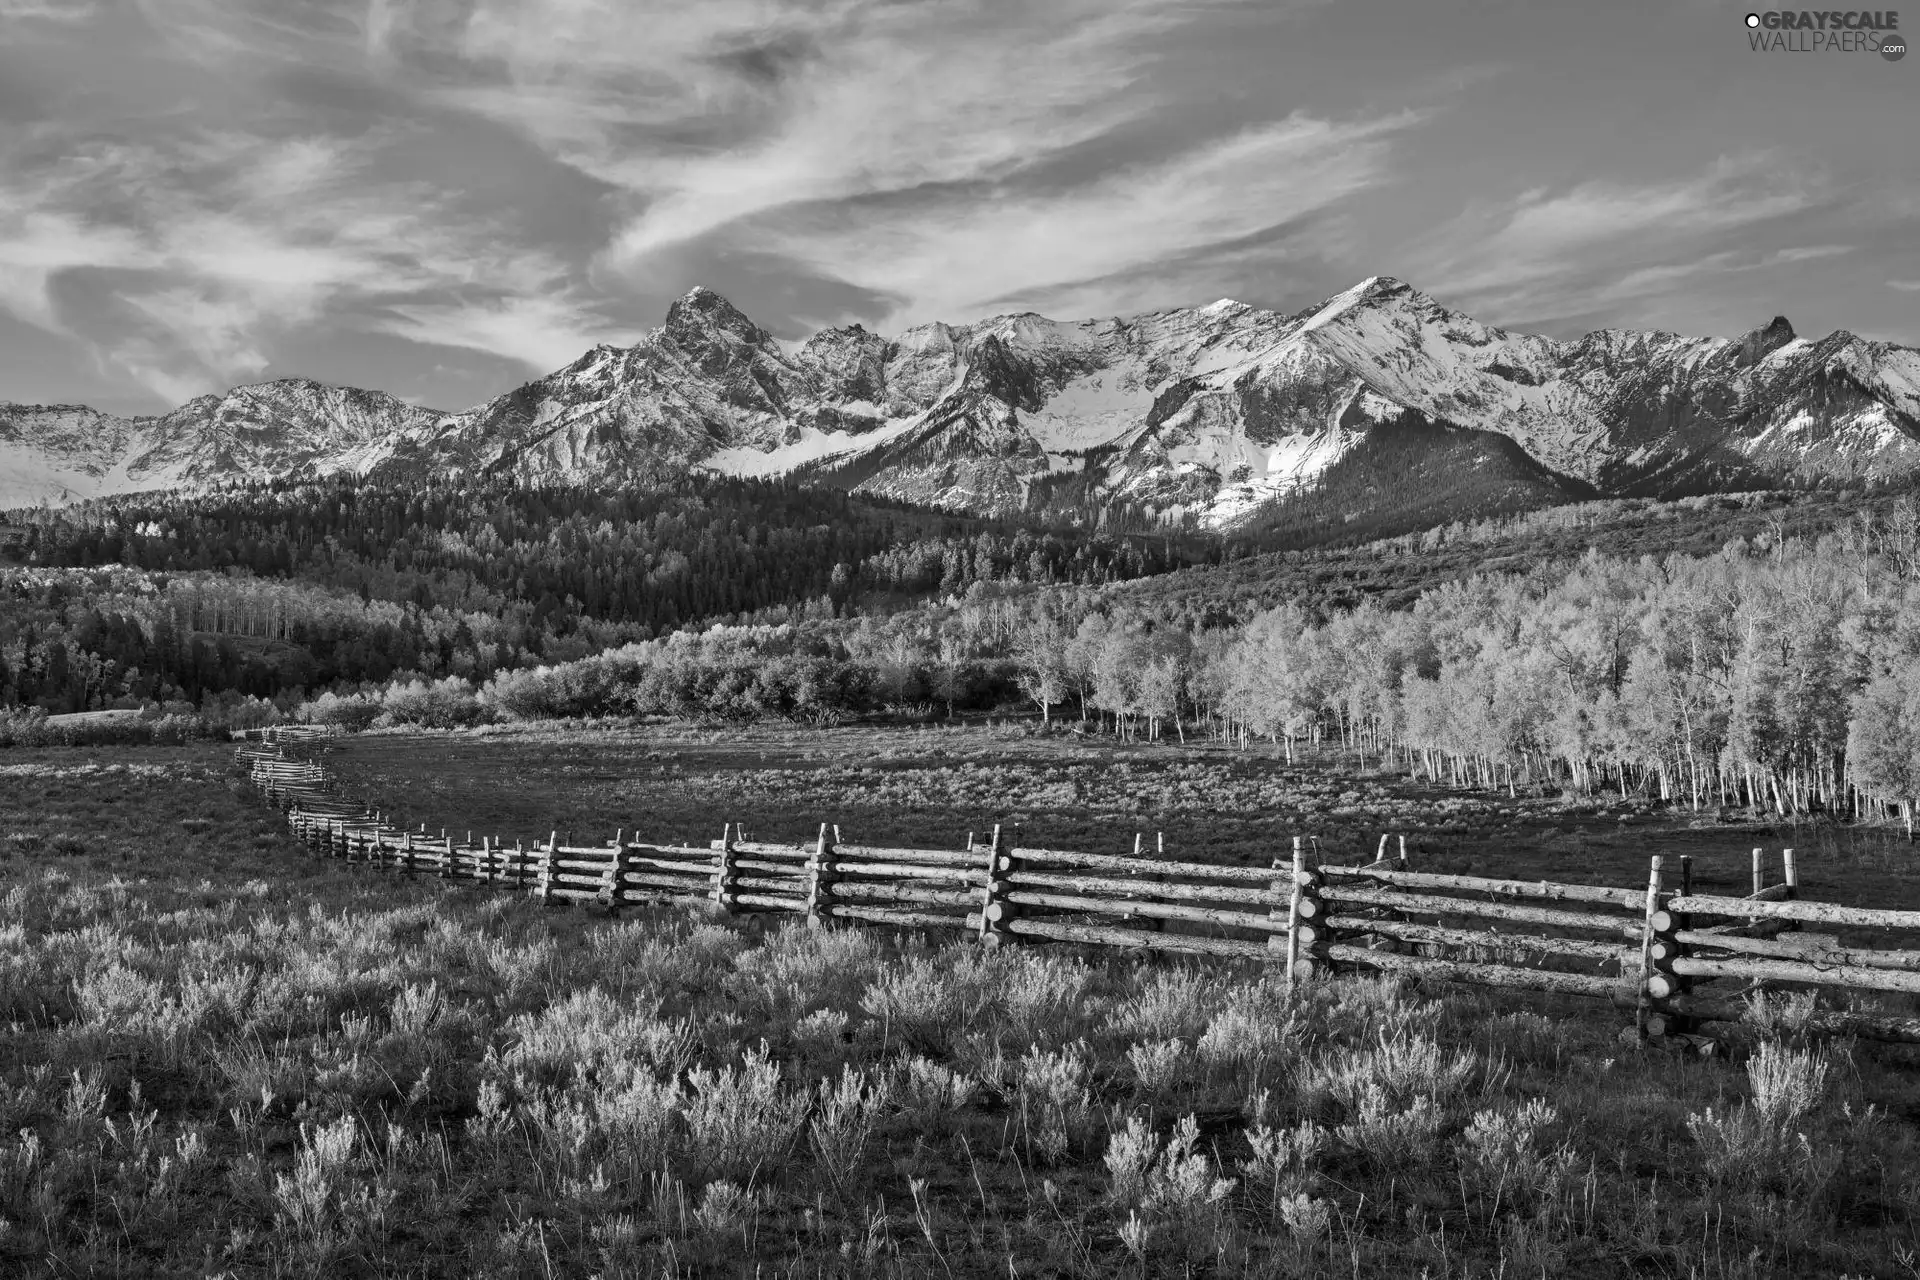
xmin=327 ymin=721 xmax=1920 ymax=911
xmin=8 ymin=731 xmax=1920 ymax=1276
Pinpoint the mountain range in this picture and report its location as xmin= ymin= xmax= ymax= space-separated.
xmin=4 ymin=276 xmax=1918 ymax=527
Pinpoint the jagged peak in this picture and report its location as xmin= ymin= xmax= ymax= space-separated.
xmin=1734 ymin=315 xmax=1798 ymax=368
xmin=802 ymin=321 xmax=880 ymax=343
xmin=219 ymin=376 xmax=406 ymax=401
xmin=663 ymin=285 xmax=769 ymax=348
xmin=1300 ymin=275 xmax=1429 ymax=332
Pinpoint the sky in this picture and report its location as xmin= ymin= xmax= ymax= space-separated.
xmin=0 ymin=0 xmax=1915 ymax=417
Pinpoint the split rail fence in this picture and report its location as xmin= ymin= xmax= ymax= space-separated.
xmin=236 ymin=727 xmax=1920 ymax=1046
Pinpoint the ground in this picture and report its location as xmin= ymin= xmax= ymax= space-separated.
xmin=6 ymin=726 xmax=1920 ymax=1278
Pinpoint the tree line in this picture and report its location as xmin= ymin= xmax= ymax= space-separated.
xmin=0 ymin=477 xmax=1219 ymax=715
xmin=7 ymin=474 xmax=1216 ymax=636
xmin=15 ymin=473 xmax=1920 ymax=828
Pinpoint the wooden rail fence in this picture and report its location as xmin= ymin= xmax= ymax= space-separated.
xmin=235 ymin=732 xmax=1920 ymax=1046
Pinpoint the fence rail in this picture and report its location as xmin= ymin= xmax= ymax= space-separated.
xmin=237 ymin=742 xmax=1920 ymax=1046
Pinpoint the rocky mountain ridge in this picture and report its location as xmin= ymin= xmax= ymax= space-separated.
xmin=5 ymin=278 xmax=1918 ymax=526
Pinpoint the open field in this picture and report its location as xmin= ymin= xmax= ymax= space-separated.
xmin=327 ymin=722 xmax=1920 ymax=916
xmin=12 ymin=736 xmax=1920 ymax=1277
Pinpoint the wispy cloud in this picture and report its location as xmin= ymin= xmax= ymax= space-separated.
xmin=0 ymin=96 xmax=617 ymax=402
xmin=7 ymin=0 xmax=1351 ymax=405
xmin=764 ymin=109 xmax=1421 ymax=326
xmin=1407 ymin=154 xmax=1834 ymax=326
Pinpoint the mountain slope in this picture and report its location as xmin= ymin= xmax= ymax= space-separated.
xmin=0 ymin=382 xmax=442 ymax=508
xmin=4 ymin=278 xmax=1918 ymax=527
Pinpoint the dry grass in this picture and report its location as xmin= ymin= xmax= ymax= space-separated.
xmin=8 ymin=742 xmax=1920 ymax=1277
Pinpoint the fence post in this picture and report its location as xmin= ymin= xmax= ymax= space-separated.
xmin=1268 ymin=843 xmax=1294 ymax=977
xmin=599 ymin=831 xmax=629 ymax=916
xmin=1636 ymin=855 xmax=1659 ymax=1038
xmin=538 ymin=832 xmax=557 ymax=904
xmin=1128 ymin=832 xmax=1163 ymax=935
xmin=1285 ymin=836 xmax=1328 ymax=987
xmin=711 ymin=823 xmax=740 ymax=916
xmin=977 ymin=823 xmax=1015 ymax=946
xmin=804 ymin=824 xmax=838 ymax=928
xmin=1639 ymin=855 xmax=1691 ymax=1039
xmin=1751 ymin=847 xmax=1765 ymax=897
xmin=441 ymin=834 xmax=456 ymax=881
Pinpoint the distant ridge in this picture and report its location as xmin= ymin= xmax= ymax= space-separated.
xmin=5 ymin=278 xmax=1918 ymax=527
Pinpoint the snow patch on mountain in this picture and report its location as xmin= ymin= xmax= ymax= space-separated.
xmin=706 ymin=415 xmax=926 ymax=478
xmin=1023 ymin=370 xmax=1156 ymax=451
xmin=0 ymin=441 xmax=115 ymax=509
xmin=1204 ymin=426 xmax=1362 ymax=524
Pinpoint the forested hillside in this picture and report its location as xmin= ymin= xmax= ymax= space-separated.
xmin=11 ymin=476 xmax=1920 ymax=829
xmin=1107 ymin=483 xmax=1920 ymax=625
xmin=8 ymin=477 xmax=1213 ymax=628
xmin=0 ymin=477 xmax=1210 ymax=716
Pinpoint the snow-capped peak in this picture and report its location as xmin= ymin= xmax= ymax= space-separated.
xmin=1300 ymin=275 xmax=1418 ymax=332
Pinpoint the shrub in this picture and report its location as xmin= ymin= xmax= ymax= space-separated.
xmin=480 ymin=654 xmax=631 ymax=721
xmin=1747 ymin=1040 xmax=1837 ymax=1127
xmin=1106 ymin=1114 xmax=1238 ymax=1266
xmin=0 ymin=707 xmax=217 ymax=747
xmin=1459 ymin=1098 xmax=1571 ymax=1212
xmin=1240 ymin=1117 xmax=1329 ymax=1211
xmin=377 ymin=677 xmax=486 ymax=729
xmin=1013 ymin=1043 xmax=1093 ymax=1164
xmin=809 ymin=1066 xmax=891 ymax=1202
xmin=681 ymin=1046 xmax=807 ymax=1184
xmin=1126 ymin=1039 xmax=1190 ymax=1096
xmin=896 ymin=1057 xmax=977 ymax=1134
xmin=301 ymin=691 xmax=382 ymax=732
xmin=858 ymin=952 xmax=995 ymax=1057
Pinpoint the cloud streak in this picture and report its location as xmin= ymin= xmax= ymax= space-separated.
xmin=0 ymin=0 xmax=1913 ymax=415
xmin=763 ymin=110 xmax=1423 ymax=326
xmin=1407 ymin=154 xmax=1835 ymax=323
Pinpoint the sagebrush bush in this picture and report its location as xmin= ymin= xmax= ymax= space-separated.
xmin=1107 ymin=1113 xmax=1239 ymax=1266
